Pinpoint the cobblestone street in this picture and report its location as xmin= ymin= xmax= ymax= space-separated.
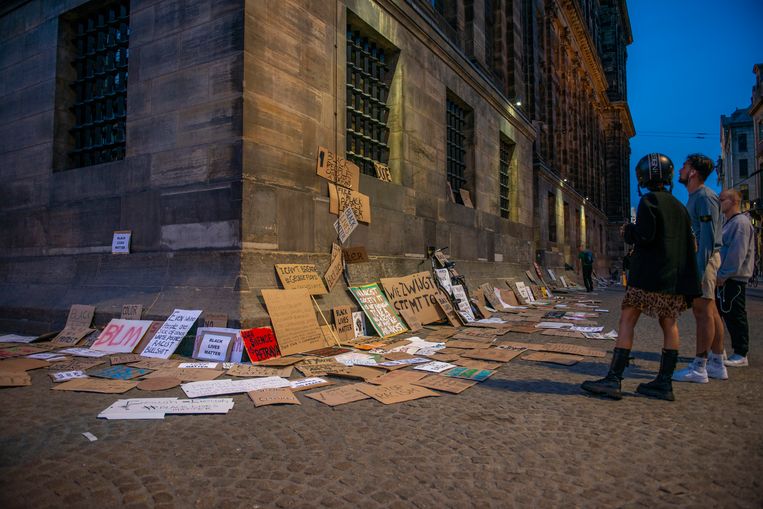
xmin=1 ymin=287 xmax=761 ymax=508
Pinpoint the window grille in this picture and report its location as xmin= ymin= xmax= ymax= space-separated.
xmin=68 ymin=1 xmax=129 ymax=169
xmin=499 ymin=138 xmax=512 ymax=218
xmin=345 ymin=25 xmax=392 ymax=176
xmin=446 ymin=98 xmax=467 ymax=197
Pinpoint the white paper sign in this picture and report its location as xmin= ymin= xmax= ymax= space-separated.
xmin=141 ymin=309 xmax=202 ymax=359
xmin=572 ymin=326 xmax=604 ymax=333
xmin=180 ymin=377 xmax=290 ymax=398
xmin=51 ymin=371 xmax=88 ymax=382
xmin=0 ymin=334 xmax=38 ymax=343
xmin=197 ymin=333 xmax=232 ymax=362
xmin=289 ymin=377 xmax=330 ymax=390
xmin=27 ymin=353 xmax=68 ymax=361
xmin=413 ymin=361 xmax=457 ymax=373
xmin=177 ymin=362 xmax=218 ymax=369
xmin=333 ymin=206 xmax=359 ymax=244
xmin=57 ymin=348 xmax=110 ymax=358
xmin=98 ymin=398 xmax=235 ymax=420
xmin=378 ymin=357 xmax=430 ymax=367
xmin=90 ymin=319 xmax=154 ymax=353
xmin=334 ymin=352 xmax=379 ymax=366
xmin=434 ymin=269 xmax=452 ymax=295
xmin=111 ymin=230 xmax=132 ymax=254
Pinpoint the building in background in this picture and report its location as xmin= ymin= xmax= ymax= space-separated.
xmin=720 ymin=108 xmax=756 ymax=208
xmin=0 ymin=0 xmax=633 ymax=331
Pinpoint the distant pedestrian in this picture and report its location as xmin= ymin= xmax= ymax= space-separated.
xmin=717 ymin=189 xmax=754 ymax=367
xmin=672 ymin=154 xmax=727 ymax=383
xmin=582 ymin=154 xmax=700 ymax=401
xmin=577 ymin=246 xmax=595 ymax=292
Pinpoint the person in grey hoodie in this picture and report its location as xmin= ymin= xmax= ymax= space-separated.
xmin=716 ymin=189 xmax=755 ymax=367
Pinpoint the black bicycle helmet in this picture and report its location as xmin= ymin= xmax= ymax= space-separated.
xmin=635 ymin=153 xmax=673 ymax=194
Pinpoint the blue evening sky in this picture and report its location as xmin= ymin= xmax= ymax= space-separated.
xmin=626 ymin=0 xmax=763 ymax=210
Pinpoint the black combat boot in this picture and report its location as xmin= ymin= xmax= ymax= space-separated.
xmin=636 ymin=349 xmax=678 ymax=401
xmin=581 ymin=347 xmax=630 ymax=400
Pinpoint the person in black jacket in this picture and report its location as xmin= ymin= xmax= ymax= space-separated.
xmin=582 ymin=153 xmax=701 ymax=401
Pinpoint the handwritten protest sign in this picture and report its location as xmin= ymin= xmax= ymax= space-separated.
xmin=0 ymin=372 xmax=31 ymax=387
xmin=53 ymin=378 xmax=138 ymax=394
xmin=334 ymin=206 xmax=359 ymax=244
xmin=303 ymin=383 xmax=372 ymax=406
xmin=49 ymin=370 xmax=88 ymax=383
xmin=343 ymin=246 xmax=369 ymax=263
xmin=357 ymin=383 xmax=439 ymax=405
xmin=240 ymin=327 xmax=281 ymax=362
xmin=111 ymin=230 xmax=131 ymax=254
xmin=349 ymin=284 xmax=407 ymax=338
xmin=228 ymin=364 xmax=292 ymax=378
xmin=329 ymin=183 xmax=371 ymax=223
xmin=249 ymin=387 xmax=301 ymax=407
xmin=333 ymin=306 xmax=355 ymax=341
xmin=181 ymin=377 xmax=290 ymax=398
xmin=275 ymin=264 xmax=328 ymax=295
xmin=434 ymin=292 xmax=462 ymax=327
xmin=412 ymin=375 xmax=477 ymax=394
xmin=89 ymin=365 xmax=151 ymax=380
xmin=90 ymin=319 xmax=153 ymax=353
xmin=193 ymin=328 xmax=236 ymax=362
xmin=51 ymin=304 xmax=96 ymax=346
xmin=398 ymin=309 xmax=422 ymax=332
xmin=521 ymin=351 xmax=584 ymax=365
xmin=261 ymin=289 xmax=326 ymax=355
xmin=121 ymin=304 xmax=143 ymax=320
xmin=316 ymin=146 xmax=360 ymax=190
xmin=200 ymin=313 xmax=228 ymax=328
xmin=323 ymin=242 xmax=344 ymax=291
xmin=374 ymin=161 xmax=392 ymax=182
xmin=289 ymin=377 xmax=333 ymax=392
xmin=140 ymin=309 xmax=202 ymax=359
xmin=381 ymin=272 xmax=446 ymax=325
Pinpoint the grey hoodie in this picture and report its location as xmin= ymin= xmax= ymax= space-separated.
xmin=717 ymin=212 xmax=755 ymax=282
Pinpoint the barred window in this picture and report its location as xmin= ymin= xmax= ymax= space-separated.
xmin=345 ymin=23 xmax=395 ymax=176
xmin=446 ymin=97 xmax=470 ymax=202
xmin=62 ymin=0 xmax=129 ymax=170
xmin=499 ymin=137 xmax=514 ymax=218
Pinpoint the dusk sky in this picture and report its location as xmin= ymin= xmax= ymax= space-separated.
xmin=626 ymin=0 xmax=763 ymax=209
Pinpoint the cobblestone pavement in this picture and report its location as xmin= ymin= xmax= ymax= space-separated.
xmin=1 ymin=287 xmax=761 ymax=508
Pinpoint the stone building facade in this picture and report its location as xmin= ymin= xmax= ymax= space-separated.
xmin=0 ymin=0 xmax=632 ymax=332
xmin=720 ymin=108 xmax=757 ymax=208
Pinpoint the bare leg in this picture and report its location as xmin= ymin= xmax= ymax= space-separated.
xmin=658 ymin=316 xmax=679 ymax=350
xmin=692 ymin=298 xmax=715 ymax=356
xmin=615 ymin=306 xmax=641 ymax=350
xmin=710 ymin=304 xmax=724 ymax=355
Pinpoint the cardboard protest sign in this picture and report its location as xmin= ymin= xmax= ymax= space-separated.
xmin=459 ymin=189 xmax=474 ymax=208
xmin=90 ymin=319 xmax=153 ymax=354
xmin=324 ymin=242 xmax=345 ymax=291
xmin=137 ymin=377 xmax=181 ymax=391
xmin=193 ymin=328 xmax=237 ymax=362
xmin=254 ymin=356 xmax=302 ymax=367
xmin=472 ymin=289 xmax=492 ymax=319
xmin=52 ymin=378 xmax=138 ymax=394
xmin=398 ymin=309 xmax=422 ymax=332
xmin=521 ymin=351 xmax=584 ymax=365
xmin=0 ymin=334 xmax=38 ymax=344
xmin=454 ymin=359 xmax=501 ymax=370
xmin=51 ymin=304 xmax=96 ymax=346
xmin=541 ymin=343 xmax=607 ymax=358
xmin=444 ymin=340 xmax=490 ymax=350
xmin=48 ymin=357 xmax=105 ymax=372
xmin=413 ymin=361 xmax=457 ymax=373
xmin=121 ymin=304 xmax=143 ymax=320
xmin=140 ymin=309 xmax=202 ymax=359
xmin=358 ymin=383 xmax=439 ymax=405
xmin=444 ymin=367 xmax=494 ymax=382
xmin=275 ymin=264 xmax=328 ymax=295
xmin=451 ymin=285 xmax=476 ymax=322
xmin=367 ymin=370 xmax=427 ymax=386
xmin=425 ymin=353 xmax=461 ymax=363
xmin=240 ymin=327 xmax=281 ymax=362
xmin=261 ymin=289 xmax=326 ymax=356
xmin=200 ymin=313 xmax=228 ymax=328
xmin=412 ymin=375 xmax=477 ymax=394
xmin=343 ymin=246 xmax=370 ymax=264
xmin=0 ymin=358 xmax=50 ymax=371
xmin=110 ymin=353 xmax=143 ymax=365
xmin=334 ymin=206 xmax=359 ymax=244
xmin=181 ymin=377 xmax=291 ymax=398
xmin=26 ymin=352 xmax=66 ymax=361
xmin=328 ymin=183 xmax=371 ymax=223
xmin=525 ymin=270 xmax=539 ymax=285
xmin=349 ymin=284 xmax=407 ymax=338
xmin=289 ymin=377 xmax=333 ymax=392
xmin=333 ymin=306 xmax=355 ymax=341
xmin=128 ymin=358 xmax=180 ymax=370
xmin=142 ymin=368 xmax=222 ymax=382
xmin=226 ymin=364 xmax=293 ymax=378
xmin=499 ymin=288 xmax=521 ymax=307
xmin=380 ymin=272 xmax=446 ymax=326
xmin=49 ymin=370 xmax=88 ymax=383
xmin=374 ymin=161 xmax=392 ymax=182
xmin=434 ymin=292 xmax=462 ymax=327
xmin=177 ymin=362 xmax=219 ymax=369
xmin=249 ymin=387 xmax=301 ymax=407
xmin=296 ymin=357 xmax=347 ymax=377
xmin=303 ymin=383 xmax=372 ymax=406
xmin=56 ymin=347 xmax=109 ymax=358
xmin=540 ymin=329 xmax=585 ymax=339
xmin=111 ymin=230 xmax=131 ymax=254
xmin=463 ymin=348 xmax=523 ymax=363
xmin=89 ymin=365 xmax=151 ymax=380
xmin=316 ymin=146 xmax=360 ymax=190
xmin=0 ymin=372 xmax=32 ymax=387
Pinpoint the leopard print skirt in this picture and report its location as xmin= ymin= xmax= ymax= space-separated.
xmin=621 ymin=287 xmax=690 ymax=319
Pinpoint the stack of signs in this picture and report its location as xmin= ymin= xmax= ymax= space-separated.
xmin=51 ymin=305 xmax=96 ymax=346
xmin=90 ymin=319 xmax=154 ymax=353
xmin=98 ymin=398 xmax=235 ymax=420
xmin=140 ymin=309 xmax=203 ymax=359
xmin=451 ymin=285 xmax=475 ymax=322
xmin=316 ymin=146 xmax=371 ymax=224
xmin=261 ymin=289 xmax=327 ymax=355
xmin=193 ymin=327 xmax=240 ymax=362
xmin=349 ymin=284 xmax=407 ymax=338
xmin=275 ymin=264 xmax=327 ymax=295
xmin=380 ymin=272 xmax=446 ymax=326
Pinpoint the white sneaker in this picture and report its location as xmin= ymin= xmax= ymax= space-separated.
xmin=707 ymin=358 xmax=728 ymax=380
xmin=672 ymin=363 xmax=709 ymax=383
xmin=724 ymin=354 xmax=749 ymax=367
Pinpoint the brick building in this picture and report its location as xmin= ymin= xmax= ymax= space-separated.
xmin=0 ymin=0 xmax=632 ymax=331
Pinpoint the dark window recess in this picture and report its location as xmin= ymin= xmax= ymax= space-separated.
xmin=345 ymin=25 xmax=393 ymax=176
xmin=738 ymin=134 xmax=747 ymax=152
xmin=739 ymin=158 xmax=748 ymax=178
xmin=446 ymin=98 xmax=468 ymax=199
xmin=499 ymin=138 xmax=514 ymax=219
xmin=68 ymin=1 xmax=129 ymax=169
xmin=547 ymin=192 xmax=557 ymax=242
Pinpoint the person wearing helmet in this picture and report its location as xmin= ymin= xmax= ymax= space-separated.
xmin=672 ymin=154 xmax=727 ymax=383
xmin=581 ymin=153 xmax=700 ymax=401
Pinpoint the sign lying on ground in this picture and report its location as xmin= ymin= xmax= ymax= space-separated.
xmin=51 ymin=304 xmax=96 ymax=346
xmin=90 ymin=319 xmax=153 ymax=354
